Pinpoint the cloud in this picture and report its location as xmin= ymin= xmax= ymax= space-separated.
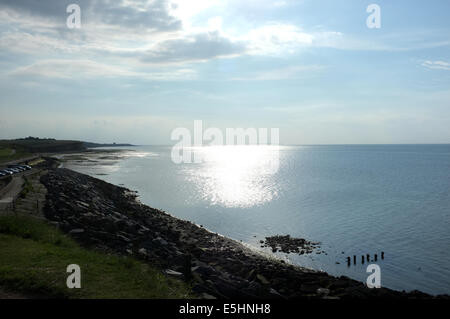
xmin=0 ymin=0 xmax=344 ymax=65
xmin=7 ymin=59 xmax=197 ymax=81
xmin=231 ymin=65 xmax=325 ymax=81
xmin=170 ymin=0 xmax=220 ymax=22
xmin=141 ymin=31 xmax=246 ymax=64
xmin=243 ymin=24 xmax=314 ymax=55
xmin=422 ymin=60 xmax=450 ymax=71
xmin=0 ymin=0 xmax=182 ymax=31
xmin=3 ymin=0 xmax=428 ymax=70
xmin=235 ymin=23 xmax=349 ymax=56
xmin=2 ymin=0 xmax=446 ymax=82
xmin=0 ymin=0 xmax=246 ymax=67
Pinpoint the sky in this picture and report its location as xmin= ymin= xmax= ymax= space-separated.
xmin=0 ymin=0 xmax=449 ymax=145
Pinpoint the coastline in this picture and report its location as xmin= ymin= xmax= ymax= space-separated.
xmin=39 ymin=164 xmax=445 ymax=299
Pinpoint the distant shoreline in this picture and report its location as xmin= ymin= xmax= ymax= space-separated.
xmin=84 ymin=142 xmax=136 ymax=148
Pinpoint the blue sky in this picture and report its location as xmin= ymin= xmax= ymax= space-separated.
xmin=0 ymin=0 xmax=449 ymax=144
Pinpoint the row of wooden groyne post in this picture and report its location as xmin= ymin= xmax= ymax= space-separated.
xmin=347 ymin=252 xmax=384 ymax=266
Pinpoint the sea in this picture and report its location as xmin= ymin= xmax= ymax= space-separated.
xmin=63 ymin=144 xmax=450 ymax=295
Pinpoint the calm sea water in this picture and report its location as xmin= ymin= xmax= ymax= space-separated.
xmin=65 ymin=145 xmax=450 ymax=295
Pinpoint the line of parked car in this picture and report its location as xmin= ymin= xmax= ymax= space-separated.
xmin=0 ymin=164 xmax=32 ymax=177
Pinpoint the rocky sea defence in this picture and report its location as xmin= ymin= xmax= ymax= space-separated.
xmin=40 ymin=168 xmax=443 ymax=299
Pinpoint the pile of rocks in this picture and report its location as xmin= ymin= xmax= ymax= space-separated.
xmin=41 ymin=168 xmax=438 ymax=299
xmin=262 ymin=235 xmax=322 ymax=255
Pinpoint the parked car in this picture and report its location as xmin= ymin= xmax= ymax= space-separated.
xmin=9 ymin=164 xmax=31 ymax=171
xmin=0 ymin=169 xmax=12 ymax=175
xmin=4 ymin=168 xmax=19 ymax=174
xmin=0 ymin=172 xmax=6 ymax=177
xmin=1 ymin=169 xmax=14 ymax=175
xmin=12 ymin=166 xmax=26 ymax=172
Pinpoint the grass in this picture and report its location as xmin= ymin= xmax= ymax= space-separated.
xmin=18 ymin=176 xmax=34 ymax=199
xmin=0 ymin=147 xmax=31 ymax=164
xmin=0 ymin=148 xmax=12 ymax=157
xmin=0 ymin=214 xmax=194 ymax=299
xmin=0 ymin=138 xmax=84 ymax=154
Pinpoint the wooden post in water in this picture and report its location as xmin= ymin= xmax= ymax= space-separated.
xmin=353 ymin=255 xmax=356 ymax=265
xmin=361 ymin=255 xmax=365 ymax=264
xmin=374 ymin=254 xmax=378 ymax=261
xmin=347 ymin=257 xmax=351 ymax=266
xmin=381 ymin=252 xmax=384 ymax=259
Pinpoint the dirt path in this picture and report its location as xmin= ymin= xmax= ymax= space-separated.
xmin=13 ymin=170 xmax=47 ymax=218
xmin=0 ymin=176 xmax=24 ymax=211
xmin=0 ymin=176 xmax=23 ymax=198
xmin=0 ymin=169 xmax=47 ymax=215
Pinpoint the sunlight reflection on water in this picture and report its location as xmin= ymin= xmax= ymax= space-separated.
xmin=183 ymin=145 xmax=281 ymax=208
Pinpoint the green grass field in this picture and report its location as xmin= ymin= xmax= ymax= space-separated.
xmin=0 ymin=215 xmax=193 ymax=299
xmin=0 ymin=147 xmax=30 ymax=164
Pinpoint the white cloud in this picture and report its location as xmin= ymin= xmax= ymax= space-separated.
xmin=207 ymin=16 xmax=223 ymax=31
xmin=0 ymin=0 xmax=345 ymax=66
xmin=231 ymin=65 xmax=324 ymax=81
xmin=422 ymin=60 xmax=450 ymax=71
xmin=171 ymin=0 xmax=220 ymax=23
xmin=242 ymin=24 xmax=313 ymax=55
xmin=4 ymin=0 xmax=430 ymax=71
xmin=140 ymin=31 xmax=245 ymax=64
xmin=1 ymin=0 xmax=447 ymax=82
xmin=7 ymin=59 xmax=197 ymax=81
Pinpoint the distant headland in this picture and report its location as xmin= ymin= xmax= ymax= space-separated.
xmin=0 ymin=137 xmax=134 ymax=162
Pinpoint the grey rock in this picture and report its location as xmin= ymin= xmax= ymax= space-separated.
xmin=68 ymin=228 xmax=85 ymax=234
xmin=300 ymin=283 xmax=321 ymax=294
xmin=154 ymin=237 xmax=168 ymax=246
xmin=317 ymin=288 xmax=331 ymax=296
xmin=256 ymin=274 xmax=270 ymax=285
xmin=191 ymin=265 xmax=216 ymax=276
xmin=138 ymin=248 xmax=148 ymax=256
xmin=164 ymin=269 xmax=183 ymax=277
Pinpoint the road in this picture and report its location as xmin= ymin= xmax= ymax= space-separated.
xmin=0 ymin=176 xmax=23 ymax=210
xmin=0 ymin=169 xmax=40 ymax=211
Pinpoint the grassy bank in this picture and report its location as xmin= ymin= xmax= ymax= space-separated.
xmin=0 ymin=138 xmax=85 ymax=154
xmin=0 ymin=147 xmax=31 ymax=164
xmin=0 ymin=214 xmax=193 ymax=299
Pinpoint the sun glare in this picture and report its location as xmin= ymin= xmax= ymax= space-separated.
xmin=184 ymin=145 xmax=281 ymax=208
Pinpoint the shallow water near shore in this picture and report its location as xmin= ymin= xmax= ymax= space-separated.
xmin=62 ymin=144 xmax=450 ymax=295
